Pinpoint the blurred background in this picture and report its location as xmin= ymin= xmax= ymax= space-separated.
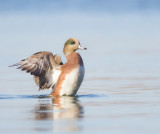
xmin=0 ymin=0 xmax=160 ymax=93
xmin=0 ymin=0 xmax=160 ymax=134
xmin=0 ymin=0 xmax=159 ymax=73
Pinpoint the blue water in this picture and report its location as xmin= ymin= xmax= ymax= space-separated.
xmin=0 ymin=0 xmax=160 ymax=134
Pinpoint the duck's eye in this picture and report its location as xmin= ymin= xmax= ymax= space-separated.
xmin=71 ymin=41 xmax=75 ymax=44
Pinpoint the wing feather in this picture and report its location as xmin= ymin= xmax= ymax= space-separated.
xmin=10 ymin=51 xmax=63 ymax=90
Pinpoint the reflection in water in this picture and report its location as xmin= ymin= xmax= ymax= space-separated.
xmin=34 ymin=96 xmax=83 ymax=132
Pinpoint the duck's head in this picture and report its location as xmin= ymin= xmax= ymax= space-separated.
xmin=63 ymin=38 xmax=87 ymax=56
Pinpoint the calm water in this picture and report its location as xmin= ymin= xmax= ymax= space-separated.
xmin=0 ymin=1 xmax=160 ymax=134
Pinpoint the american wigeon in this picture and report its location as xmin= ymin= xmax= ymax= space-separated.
xmin=10 ymin=38 xmax=86 ymax=97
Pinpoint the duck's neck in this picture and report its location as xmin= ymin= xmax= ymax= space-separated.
xmin=63 ymin=47 xmax=74 ymax=56
xmin=65 ymin=52 xmax=83 ymax=66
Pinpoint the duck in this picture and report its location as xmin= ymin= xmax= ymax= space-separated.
xmin=10 ymin=38 xmax=87 ymax=97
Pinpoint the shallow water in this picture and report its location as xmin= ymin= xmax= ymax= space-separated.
xmin=0 ymin=1 xmax=160 ymax=134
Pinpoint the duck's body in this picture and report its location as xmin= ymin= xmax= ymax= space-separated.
xmin=10 ymin=38 xmax=86 ymax=97
xmin=52 ymin=52 xmax=84 ymax=96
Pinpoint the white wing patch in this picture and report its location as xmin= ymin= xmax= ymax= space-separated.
xmin=51 ymin=69 xmax=61 ymax=90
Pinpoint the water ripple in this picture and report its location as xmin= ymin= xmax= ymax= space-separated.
xmin=77 ymin=94 xmax=107 ymax=98
xmin=0 ymin=94 xmax=50 ymax=99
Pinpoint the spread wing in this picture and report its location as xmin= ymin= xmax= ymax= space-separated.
xmin=9 ymin=51 xmax=63 ymax=90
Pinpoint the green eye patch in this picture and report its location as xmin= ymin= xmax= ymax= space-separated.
xmin=67 ymin=41 xmax=75 ymax=45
